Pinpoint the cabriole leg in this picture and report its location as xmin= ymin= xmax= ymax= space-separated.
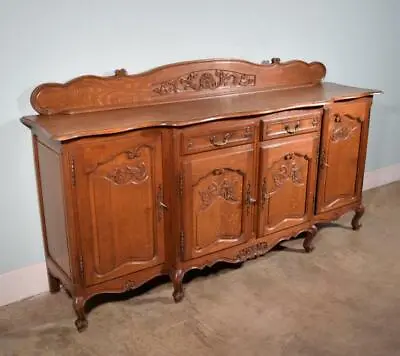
xmin=351 ymin=204 xmax=365 ymax=231
xmin=73 ymin=296 xmax=88 ymax=332
xmin=303 ymin=225 xmax=318 ymax=253
xmin=171 ymin=269 xmax=185 ymax=303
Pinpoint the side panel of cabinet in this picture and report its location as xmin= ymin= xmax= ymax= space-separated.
xmin=34 ymin=137 xmax=72 ymax=278
xmin=181 ymin=144 xmax=256 ymax=260
xmin=258 ymin=133 xmax=319 ymax=236
xmin=75 ymin=130 xmax=166 ymax=286
xmin=316 ymin=97 xmax=372 ymax=213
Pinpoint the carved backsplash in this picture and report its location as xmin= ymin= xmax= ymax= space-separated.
xmin=152 ymin=70 xmax=256 ymax=95
xmin=29 ymin=59 xmax=327 ymax=115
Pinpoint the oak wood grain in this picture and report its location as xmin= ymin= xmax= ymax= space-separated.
xmin=21 ymin=57 xmax=381 ymax=331
xmin=30 ymin=59 xmax=326 ymax=115
xmin=258 ymin=132 xmax=319 ymax=236
xmin=22 ymin=82 xmax=379 ymax=142
xmin=316 ymin=97 xmax=372 ymax=213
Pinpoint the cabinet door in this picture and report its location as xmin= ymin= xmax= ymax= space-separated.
xmin=75 ymin=130 xmax=165 ymax=286
xmin=258 ymin=133 xmax=319 ymax=236
xmin=316 ymin=97 xmax=372 ymax=213
xmin=182 ymin=144 xmax=256 ymax=259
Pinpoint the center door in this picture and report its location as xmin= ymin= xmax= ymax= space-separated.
xmin=258 ymin=132 xmax=319 ymax=236
xmin=181 ymin=144 xmax=256 ymax=260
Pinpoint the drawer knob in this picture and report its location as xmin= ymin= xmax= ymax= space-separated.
xmin=209 ymin=133 xmax=232 ymax=147
xmin=284 ymin=121 xmax=300 ymax=134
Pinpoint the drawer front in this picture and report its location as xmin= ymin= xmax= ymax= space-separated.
xmin=181 ymin=119 xmax=256 ymax=155
xmin=262 ymin=109 xmax=323 ymax=140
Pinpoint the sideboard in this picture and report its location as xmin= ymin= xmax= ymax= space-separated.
xmin=21 ymin=57 xmax=381 ymax=331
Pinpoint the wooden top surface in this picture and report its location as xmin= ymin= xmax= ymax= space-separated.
xmin=22 ymin=82 xmax=379 ymax=142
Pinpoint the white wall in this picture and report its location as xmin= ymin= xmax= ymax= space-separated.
xmin=0 ymin=0 xmax=399 ymax=274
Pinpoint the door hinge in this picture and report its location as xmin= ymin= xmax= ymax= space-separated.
xmin=78 ymin=255 xmax=84 ymax=282
xmin=178 ymin=173 xmax=184 ymax=197
xmin=179 ymin=231 xmax=185 ymax=260
xmin=70 ymin=158 xmax=76 ymax=187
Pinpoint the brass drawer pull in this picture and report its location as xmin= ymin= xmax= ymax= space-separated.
xmin=209 ymin=133 xmax=232 ymax=147
xmin=284 ymin=121 xmax=300 ymax=134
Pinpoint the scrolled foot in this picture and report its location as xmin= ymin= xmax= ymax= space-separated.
xmin=303 ymin=225 xmax=318 ymax=253
xmin=73 ymin=296 xmax=88 ymax=332
xmin=47 ymin=271 xmax=60 ymax=294
xmin=74 ymin=317 xmax=88 ymax=332
xmin=171 ymin=269 xmax=185 ymax=303
xmin=304 ymin=244 xmax=315 ymax=253
xmin=173 ymin=289 xmax=184 ymax=303
xmin=351 ymin=204 xmax=365 ymax=231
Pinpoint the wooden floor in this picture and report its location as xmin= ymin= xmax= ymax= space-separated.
xmin=1 ymin=181 xmax=400 ymax=356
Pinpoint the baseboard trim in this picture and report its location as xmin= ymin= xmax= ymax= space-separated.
xmin=0 ymin=164 xmax=399 ymax=307
xmin=363 ymin=163 xmax=400 ymax=191
xmin=0 ymin=262 xmax=48 ymax=307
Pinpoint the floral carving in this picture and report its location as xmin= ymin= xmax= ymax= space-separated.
xmin=124 ymin=280 xmax=135 ymax=291
xmin=312 ymin=117 xmax=319 ymax=127
xmin=126 ymin=146 xmax=144 ymax=159
xmin=236 ymin=242 xmax=269 ymax=261
xmin=199 ymin=179 xmax=239 ymax=210
xmin=87 ymin=145 xmax=151 ymax=175
xmin=153 ymin=70 xmax=256 ymax=95
xmin=331 ymin=126 xmax=352 ymax=142
xmin=114 ymin=68 xmax=128 ymax=77
xmin=330 ymin=114 xmax=362 ymax=142
xmin=106 ymin=163 xmax=147 ymax=185
xmin=270 ymin=153 xmax=309 ymax=191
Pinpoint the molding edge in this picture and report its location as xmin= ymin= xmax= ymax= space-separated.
xmin=0 ymin=164 xmax=399 ymax=307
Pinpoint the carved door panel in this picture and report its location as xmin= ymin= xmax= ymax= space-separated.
xmin=182 ymin=144 xmax=256 ymax=260
xmin=258 ymin=133 xmax=319 ymax=236
xmin=316 ymin=97 xmax=372 ymax=213
xmin=75 ymin=130 xmax=165 ymax=286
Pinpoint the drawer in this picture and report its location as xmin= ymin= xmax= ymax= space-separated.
xmin=181 ymin=119 xmax=256 ymax=155
xmin=261 ymin=108 xmax=323 ymax=140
